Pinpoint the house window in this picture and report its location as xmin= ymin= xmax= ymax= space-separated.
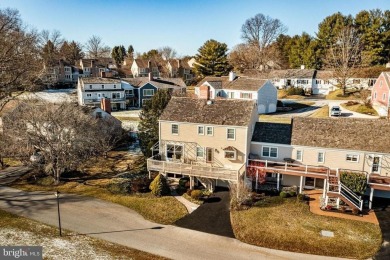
xmin=383 ymin=93 xmax=386 ymax=101
xmin=114 ymin=85 xmax=116 ymax=88
xmin=266 ymin=173 xmax=283 ymax=179
xmin=198 ymin=126 xmax=204 ymax=135
xmin=206 ymin=126 xmax=213 ymax=136
xmin=101 ymin=85 xmax=104 ymax=89
xmin=171 ymin=124 xmax=179 ymax=135
xmin=228 ymin=92 xmax=235 ymax=98
xmin=227 ymin=128 xmax=235 ymax=140
xmin=196 ymin=147 xmax=204 ymax=158
xmin=324 ymin=80 xmax=330 ymax=84
xmin=143 ymin=89 xmax=154 ymax=96
xmin=346 ymin=154 xmax=359 ymax=162
xmin=316 ymin=80 xmax=321 ymax=84
xmin=296 ymin=150 xmax=303 ymax=161
xmin=86 ymin=93 xmax=92 ymax=97
xmin=112 ymin=93 xmax=121 ymax=99
xmin=125 ymin=90 xmax=134 ymax=96
xmin=240 ymin=92 xmax=252 ymax=99
xmin=380 ymin=80 xmax=383 ymax=88
xmin=225 ymin=151 xmax=236 ymax=160
xmin=89 ymin=85 xmax=92 ymax=89
xmin=317 ymin=152 xmax=325 ymax=163
xmin=353 ymin=79 xmax=361 ymax=84
xmin=262 ymin=146 xmax=278 ymax=158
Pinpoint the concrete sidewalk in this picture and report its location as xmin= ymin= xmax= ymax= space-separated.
xmin=0 ymin=186 xmax=339 ymax=260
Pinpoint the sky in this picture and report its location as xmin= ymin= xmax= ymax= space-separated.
xmin=1 ymin=0 xmax=389 ymax=56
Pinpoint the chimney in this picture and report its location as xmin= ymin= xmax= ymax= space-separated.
xmin=229 ymin=71 xmax=236 ymax=82
xmin=100 ymin=98 xmax=111 ymax=114
xmin=148 ymin=72 xmax=153 ymax=81
xmin=100 ymin=71 xmax=106 ymax=78
xmin=199 ymin=85 xmax=210 ymax=100
xmin=148 ymin=60 xmax=152 ymax=69
xmin=301 ymin=65 xmax=305 ymax=70
xmin=177 ymin=59 xmax=180 ymax=68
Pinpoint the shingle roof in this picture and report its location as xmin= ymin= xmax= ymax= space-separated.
xmin=224 ymin=77 xmax=268 ymax=91
xmin=121 ymin=77 xmax=186 ymax=89
xmin=81 ymin=77 xmax=121 ymax=84
xmin=291 ymin=117 xmax=390 ymax=153
xmin=252 ymin=122 xmax=292 ymax=144
xmin=80 ymin=58 xmax=114 ymax=68
xmin=134 ymin=59 xmax=158 ymax=68
xmin=268 ymin=69 xmax=316 ymax=79
xmin=196 ymin=76 xmax=230 ymax=88
xmin=160 ymin=97 xmax=256 ymax=126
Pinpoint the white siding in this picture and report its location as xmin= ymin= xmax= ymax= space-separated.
xmin=257 ymin=81 xmax=277 ymax=113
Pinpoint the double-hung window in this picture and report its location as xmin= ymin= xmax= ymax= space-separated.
xmin=262 ymin=146 xmax=278 ymax=158
xmin=346 ymin=154 xmax=359 ymax=162
xmin=198 ymin=126 xmax=204 ymax=135
xmin=317 ymin=152 xmax=325 ymax=163
xmin=196 ymin=147 xmax=204 ymax=158
xmin=206 ymin=126 xmax=213 ymax=136
xmin=296 ymin=150 xmax=303 ymax=161
xmin=171 ymin=124 xmax=179 ymax=135
xmin=143 ymin=89 xmax=154 ymax=96
xmin=227 ymin=128 xmax=235 ymax=140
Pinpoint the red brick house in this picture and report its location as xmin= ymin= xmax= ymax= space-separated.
xmin=371 ymin=72 xmax=390 ymax=116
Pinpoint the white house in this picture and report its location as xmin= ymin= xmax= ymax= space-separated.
xmin=77 ymin=77 xmax=134 ymax=111
xmin=268 ymin=67 xmax=316 ymax=92
xmin=194 ymin=72 xmax=277 ymax=114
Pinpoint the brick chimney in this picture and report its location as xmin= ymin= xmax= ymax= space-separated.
xmin=100 ymin=71 xmax=106 ymax=78
xmin=199 ymin=85 xmax=210 ymax=100
xmin=100 ymin=98 xmax=111 ymax=114
xmin=148 ymin=60 xmax=152 ymax=69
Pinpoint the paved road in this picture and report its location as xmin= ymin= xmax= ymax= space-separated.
xmin=0 ymin=186 xmax=338 ymax=260
xmin=328 ymin=101 xmax=379 ymax=119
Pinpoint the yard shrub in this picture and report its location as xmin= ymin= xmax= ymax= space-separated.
xmin=36 ymin=176 xmax=56 ymax=186
xmin=288 ymin=191 xmax=297 ymax=197
xmin=107 ymin=178 xmax=132 ymax=194
xmin=340 ymin=171 xmax=367 ymax=195
xmin=279 ymin=191 xmax=288 ymax=198
xmin=297 ymin=193 xmax=305 ymax=201
xmin=149 ymin=174 xmax=170 ymax=196
xmin=190 ymin=189 xmax=202 ymax=200
xmin=179 ymin=177 xmax=190 ymax=188
xmin=286 ymin=87 xmax=305 ymax=96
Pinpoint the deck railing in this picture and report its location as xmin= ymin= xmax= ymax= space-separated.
xmin=147 ymin=157 xmax=241 ymax=182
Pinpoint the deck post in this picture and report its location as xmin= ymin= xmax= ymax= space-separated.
xmin=299 ymin=176 xmax=304 ymax=193
xmin=322 ymin=179 xmax=327 ymax=198
xmin=189 ymin=176 xmax=194 ymax=189
xmin=148 ymin=171 xmax=151 ymax=179
xmin=265 ymin=160 xmax=268 ymax=168
xmin=369 ymin=187 xmax=374 ymax=210
xmin=277 ymin=173 xmax=280 ymax=191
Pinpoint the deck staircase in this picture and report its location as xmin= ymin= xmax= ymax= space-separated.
xmin=325 ymin=173 xmax=363 ymax=211
xmin=197 ymin=177 xmax=214 ymax=192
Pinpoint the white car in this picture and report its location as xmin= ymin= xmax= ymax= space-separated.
xmin=330 ymin=106 xmax=341 ymax=116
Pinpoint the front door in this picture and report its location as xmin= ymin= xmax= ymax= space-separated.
xmin=206 ymin=148 xmax=213 ymax=163
xmin=372 ymin=156 xmax=381 ymax=173
xmin=304 ymin=177 xmax=316 ymax=189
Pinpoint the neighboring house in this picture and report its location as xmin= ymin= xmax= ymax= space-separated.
xmin=147 ymin=96 xmax=258 ymax=190
xmin=194 ymin=72 xmax=277 ymax=114
xmin=122 ymin=74 xmax=186 ymax=108
xmin=77 ymin=77 xmax=131 ymax=110
xmin=42 ymin=60 xmax=80 ymax=87
xmin=268 ymin=67 xmax=315 ymax=92
xmin=131 ymin=59 xmax=160 ymax=77
xmin=167 ymin=58 xmax=194 ymax=84
xmin=249 ymin=117 xmax=390 ymax=209
xmin=371 ymin=72 xmax=390 ymax=117
xmin=79 ymin=58 xmax=117 ymax=78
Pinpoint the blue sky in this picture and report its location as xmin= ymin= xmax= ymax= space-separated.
xmin=1 ymin=0 xmax=389 ymax=56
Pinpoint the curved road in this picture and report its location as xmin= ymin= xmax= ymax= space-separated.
xmin=0 ymin=186 xmax=338 ymax=260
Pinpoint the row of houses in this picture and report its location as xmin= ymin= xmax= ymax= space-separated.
xmin=42 ymin=57 xmax=196 ymax=87
xmin=147 ymin=95 xmax=390 ymax=211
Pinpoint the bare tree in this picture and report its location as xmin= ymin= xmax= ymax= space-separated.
xmin=39 ymin=29 xmax=64 ymax=50
xmin=324 ymin=26 xmax=362 ymax=96
xmin=2 ymin=100 xmax=123 ymax=184
xmin=241 ymin=13 xmax=287 ymax=69
xmin=158 ymin=46 xmax=177 ymax=60
xmin=0 ymin=8 xmax=42 ymax=110
xmin=85 ymin=35 xmax=111 ymax=59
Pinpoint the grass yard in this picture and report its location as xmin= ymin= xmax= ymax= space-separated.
xmin=259 ymin=115 xmax=292 ymax=124
xmin=309 ymin=105 xmax=329 ymax=118
xmin=13 ymin=180 xmax=187 ymax=225
xmin=326 ymin=89 xmax=360 ymax=100
xmin=341 ymin=103 xmax=378 ymax=116
xmin=231 ymin=197 xmax=381 ymax=259
xmin=113 ymin=116 xmax=140 ymax=121
xmin=277 ymin=89 xmax=305 ymax=100
xmin=0 ymin=209 xmax=166 ymax=260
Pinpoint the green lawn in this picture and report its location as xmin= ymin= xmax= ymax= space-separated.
xmin=326 ymin=89 xmax=360 ymax=100
xmin=341 ymin=103 xmax=378 ymax=116
xmin=0 ymin=209 xmax=166 ymax=259
xmin=231 ymin=197 xmax=381 ymax=259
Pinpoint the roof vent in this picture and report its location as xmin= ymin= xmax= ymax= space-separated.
xmin=206 ymin=100 xmax=213 ymax=105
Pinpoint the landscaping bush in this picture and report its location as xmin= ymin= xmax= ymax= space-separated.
xmin=190 ymin=189 xmax=203 ymax=200
xmin=340 ymin=171 xmax=367 ymax=195
xmin=279 ymin=191 xmax=289 ymax=198
xmin=178 ymin=177 xmax=190 ymax=188
xmin=149 ymin=174 xmax=170 ymax=196
xmin=107 ymin=178 xmax=132 ymax=195
xmin=175 ymin=186 xmax=187 ymax=195
xmin=286 ymin=87 xmax=305 ymax=96
xmin=130 ymin=176 xmax=152 ymax=193
xmin=288 ymin=191 xmax=297 ymax=197
xmin=36 ymin=176 xmax=55 ymax=186
xmin=186 ymin=189 xmax=193 ymax=196
xmin=297 ymin=193 xmax=305 ymax=201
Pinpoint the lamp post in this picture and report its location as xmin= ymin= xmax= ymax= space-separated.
xmin=54 ymin=190 xmax=62 ymax=236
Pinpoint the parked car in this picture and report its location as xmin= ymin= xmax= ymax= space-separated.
xmin=330 ymin=106 xmax=341 ymax=116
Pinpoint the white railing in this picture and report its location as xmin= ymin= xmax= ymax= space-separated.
xmin=147 ymin=158 xmax=239 ymax=182
xmin=339 ymin=183 xmax=363 ymax=211
xmin=247 ymin=159 xmax=330 ymax=178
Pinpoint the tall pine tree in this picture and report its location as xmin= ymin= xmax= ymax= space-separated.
xmin=194 ymin=39 xmax=232 ymax=78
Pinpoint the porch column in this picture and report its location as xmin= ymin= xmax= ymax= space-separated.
xmin=322 ymin=179 xmax=327 ymax=198
xmin=277 ymin=173 xmax=280 ymax=191
xmin=369 ymin=187 xmax=374 ymax=210
xmin=299 ymin=176 xmax=304 ymax=193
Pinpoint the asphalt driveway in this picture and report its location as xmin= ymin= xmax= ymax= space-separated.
xmin=175 ymin=189 xmax=234 ymax=238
